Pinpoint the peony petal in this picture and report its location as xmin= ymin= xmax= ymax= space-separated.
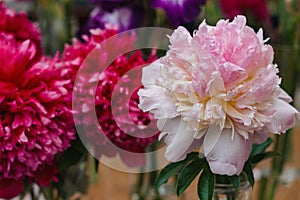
xmin=206 ymin=129 xmax=253 ymax=175
xmin=138 ymin=87 xmax=178 ymax=119
xmin=278 ymin=88 xmax=292 ymax=103
xmin=203 ymin=124 xmax=222 ymax=156
xmin=265 ymin=99 xmax=300 ymax=134
xmin=0 ymin=178 xmax=24 ymax=199
xmin=141 ymin=61 xmax=163 ymax=87
xmin=254 ymin=127 xmax=269 ymax=144
xmin=159 ymin=117 xmax=202 ymax=162
xmin=33 ymin=161 xmax=58 ymax=187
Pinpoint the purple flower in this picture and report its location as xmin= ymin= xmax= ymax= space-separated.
xmin=150 ymin=0 xmax=206 ymax=26
xmin=79 ymin=4 xmax=144 ymax=36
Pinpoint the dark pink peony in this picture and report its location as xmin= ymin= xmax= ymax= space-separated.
xmin=219 ymin=0 xmax=270 ymax=23
xmin=62 ymin=27 xmax=158 ymax=166
xmin=0 ymin=2 xmax=42 ymax=63
xmin=0 ymin=4 xmax=75 ymax=198
xmin=33 ymin=161 xmax=59 ymax=187
xmin=0 ymin=53 xmax=75 ymax=196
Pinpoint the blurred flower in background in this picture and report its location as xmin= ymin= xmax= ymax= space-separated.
xmin=150 ymin=0 xmax=206 ymax=26
xmin=78 ymin=0 xmax=144 ymax=36
xmin=219 ymin=0 xmax=270 ymax=24
xmin=62 ymin=27 xmax=158 ymax=167
xmin=78 ymin=0 xmax=207 ymax=36
xmin=0 ymin=2 xmax=42 ymax=64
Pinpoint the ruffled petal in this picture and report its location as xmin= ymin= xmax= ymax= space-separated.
xmin=206 ymin=129 xmax=253 ymax=175
xmin=265 ymin=99 xmax=300 ymax=134
xmin=158 ymin=117 xmax=203 ymax=162
xmin=0 ymin=178 xmax=24 ymax=199
xmin=203 ymin=125 xmax=222 ymax=156
xmin=141 ymin=61 xmax=162 ymax=87
xmin=138 ymin=87 xmax=178 ymax=119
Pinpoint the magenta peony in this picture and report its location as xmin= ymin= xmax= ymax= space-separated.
xmin=0 ymin=54 xmax=75 ymax=198
xmin=62 ymin=27 xmax=158 ymax=166
xmin=0 ymin=2 xmax=42 ymax=63
xmin=0 ymin=4 xmax=75 ymax=198
xmin=138 ymin=16 xmax=299 ymax=176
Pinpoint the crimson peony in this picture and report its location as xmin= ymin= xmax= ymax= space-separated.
xmin=63 ymin=27 xmax=158 ymax=166
xmin=0 ymin=4 xmax=75 ymax=198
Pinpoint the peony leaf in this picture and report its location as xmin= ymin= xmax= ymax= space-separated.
xmin=250 ymin=138 xmax=273 ymax=156
xmin=176 ymin=157 xmax=206 ymax=196
xmin=226 ymin=175 xmax=240 ymax=190
xmin=215 ymin=174 xmax=231 ymax=184
xmin=243 ymin=161 xmax=254 ymax=187
xmin=155 ymin=152 xmax=199 ymax=190
xmin=197 ymin=168 xmax=215 ymax=200
xmin=58 ymin=139 xmax=86 ymax=171
xmin=250 ymin=151 xmax=280 ymax=164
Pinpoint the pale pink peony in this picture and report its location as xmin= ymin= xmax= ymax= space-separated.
xmin=138 ymin=15 xmax=299 ymax=176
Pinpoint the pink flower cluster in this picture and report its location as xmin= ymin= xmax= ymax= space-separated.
xmin=62 ymin=28 xmax=158 ymax=166
xmin=139 ymin=16 xmax=299 ymax=176
xmin=0 ymin=3 xmax=75 ymax=199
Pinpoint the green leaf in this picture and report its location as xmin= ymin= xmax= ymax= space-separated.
xmin=250 ymin=138 xmax=273 ymax=156
xmin=215 ymin=175 xmax=231 ymax=185
xmin=226 ymin=175 xmax=240 ymax=191
xmin=94 ymin=158 xmax=99 ymax=173
xmin=250 ymin=151 xmax=280 ymax=164
xmin=176 ymin=158 xmax=206 ymax=196
xmin=243 ymin=161 xmax=254 ymax=187
xmin=197 ymin=168 xmax=215 ymax=200
xmin=58 ymin=145 xmax=85 ymax=171
xmin=155 ymin=152 xmax=199 ymax=190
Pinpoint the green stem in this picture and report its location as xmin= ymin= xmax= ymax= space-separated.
xmin=30 ymin=185 xmax=35 ymax=200
xmin=259 ymin=47 xmax=299 ymax=200
xmin=63 ymin=0 xmax=73 ymax=44
xmin=145 ymin=142 xmax=161 ymax=200
xmin=135 ymin=168 xmax=145 ymax=199
xmin=258 ymin=1 xmax=300 ymax=195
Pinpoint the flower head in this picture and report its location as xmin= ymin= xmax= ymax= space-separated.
xmin=79 ymin=0 xmax=144 ymax=36
xmin=0 ymin=54 xmax=75 ymax=185
xmin=62 ymin=27 xmax=158 ymax=166
xmin=0 ymin=54 xmax=75 ymax=198
xmin=150 ymin=0 xmax=206 ymax=26
xmin=79 ymin=5 xmax=144 ymax=36
xmin=0 ymin=2 xmax=42 ymax=63
xmin=0 ymin=4 xmax=75 ymax=198
xmin=219 ymin=0 xmax=270 ymax=23
xmin=138 ymin=16 xmax=299 ymax=176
